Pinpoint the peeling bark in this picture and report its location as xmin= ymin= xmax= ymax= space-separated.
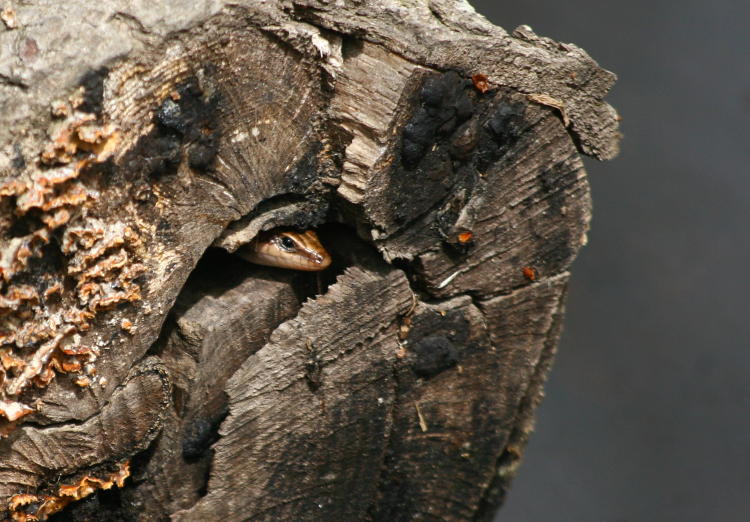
xmin=0 ymin=1 xmax=618 ymax=520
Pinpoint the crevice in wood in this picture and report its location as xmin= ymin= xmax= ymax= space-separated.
xmin=474 ymin=278 xmax=569 ymax=520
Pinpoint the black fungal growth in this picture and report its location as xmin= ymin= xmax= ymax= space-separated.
xmin=401 ymin=71 xmax=474 ymax=170
xmin=409 ymin=335 xmax=459 ymax=378
xmin=133 ymin=130 xmax=182 ymax=179
xmin=386 ymin=71 xmax=478 ymax=229
xmin=387 ymin=69 xmax=534 ymax=246
xmin=475 ymin=99 xmax=527 ymax=173
xmin=77 ymin=67 xmax=108 ymax=115
xmin=116 ymin=70 xmax=222 ymax=211
xmin=154 ymin=73 xmax=222 ymax=172
xmin=406 ymin=307 xmax=471 ymax=379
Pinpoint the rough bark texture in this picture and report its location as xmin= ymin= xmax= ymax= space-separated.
xmin=0 ymin=1 xmax=619 ymax=520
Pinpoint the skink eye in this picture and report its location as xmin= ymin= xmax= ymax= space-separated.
xmin=279 ymin=236 xmax=296 ymax=251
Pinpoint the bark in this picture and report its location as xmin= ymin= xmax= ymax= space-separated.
xmin=0 ymin=1 xmax=619 ymax=520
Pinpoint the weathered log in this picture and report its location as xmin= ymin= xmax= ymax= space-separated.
xmin=0 ymin=1 xmax=618 ymax=520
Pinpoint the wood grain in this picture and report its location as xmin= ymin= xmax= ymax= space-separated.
xmin=0 ymin=1 xmax=618 ymax=519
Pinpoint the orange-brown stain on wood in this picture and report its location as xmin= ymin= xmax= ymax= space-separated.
xmin=471 ymin=74 xmax=490 ymax=93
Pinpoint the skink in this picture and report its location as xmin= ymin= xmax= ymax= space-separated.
xmin=241 ymin=229 xmax=331 ymax=271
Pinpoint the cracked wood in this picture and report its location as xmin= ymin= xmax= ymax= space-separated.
xmin=0 ymin=1 xmax=619 ymax=520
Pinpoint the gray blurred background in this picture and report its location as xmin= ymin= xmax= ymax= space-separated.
xmin=466 ymin=2 xmax=749 ymax=521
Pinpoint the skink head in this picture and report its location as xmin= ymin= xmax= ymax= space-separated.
xmin=244 ymin=229 xmax=332 ymax=271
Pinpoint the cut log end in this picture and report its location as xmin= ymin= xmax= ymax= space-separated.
xmin=0 ymin=1 xmax=618 ymax=520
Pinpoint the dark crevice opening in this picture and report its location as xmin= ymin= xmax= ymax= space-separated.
xmin=131 ymin=219 xmax=363 ymax=509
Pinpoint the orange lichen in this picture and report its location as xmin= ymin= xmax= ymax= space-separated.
xmin=66 ymin=229 xmax=126 ymax=274
xmin=40 ymin=115 xmax=120 ymax=166
xmin=122 ymin=225 xmax=141 ymax=246
xmin=77 ymin=126 xmax=120 ymax=162
xmin=61 ymin=222 xmax=105 ymax=252
xmin=0 ymin=180 xmax=29 ymax=197
xmin=40 ymin=114 xmax=94 ymax=165
xmin=457 ymin=231 xmax=473 ymax=244
xmin=8 ymin=494 xmax=39 ymax=511
xmin=33 ymin=366 xmax=56 ymax=388
xmin=59 ymin=359 xmax=82 ymax=374
xmin=60 ymin=309 xmax=95 ymax=332
xmin=398 ymin=314 xmax=412 ymax=341
xmin=6 ymin=285 xmax=39 ymax=304
xmin=14 ymin=185 xmax=51 ymax=213
xmin=40 ymin=208 xmax=72 ymax=229
xmin=1 ymin=349 xmax=26 ymax=371
xmin=12 ymin=240 xmax=35 ymax=271
xmin=8 ymin=461 xmax=130 ymax=520
xmin=121 ymin=262 xmax=146 ymax=280
xmin=89 ymin=283 xmax=141 ymax=312
xmin=34 ymin=165 xmax=79 ymax=187
xmin=42 ymin=183 xmax=93 ymax=212
xmin=63 ymin=461 xmax=130 ymax=498
xmin=1 ymin=91 xmax=146 ymax=437
xmin=73 ymin=375 xmax=90 ymax=387
xmin=0 ymin=400 xmax=34 ymax=422
xmin=522 ymin=266 xmax=537 ymax=281
xmin=79 ymin=249 xmax=129 ymax=283
xmin=4 ymin=326 xmax=76 ymax=396
xmin=58 ymin=344 xmax=97 ymax=357
xmin=31 ymin=228 xmax=50 ymax=245
xmin=0 ymin=286 xmax=39 ymax=315
xmin=5 ymin=320 xmax=57 ymax=350
xmin=14 ymin=169 xmax=95 ymax=221
xmin=120 ymin=318 xmax=134 ymax=334
xmin=43 ymin=283 xmax=63 ymax=300
xmin=76 ymin=281 xmax=100 ymax=302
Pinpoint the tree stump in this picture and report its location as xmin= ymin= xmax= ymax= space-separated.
xmin=0 ymin=1 xmax=619 ymax=520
